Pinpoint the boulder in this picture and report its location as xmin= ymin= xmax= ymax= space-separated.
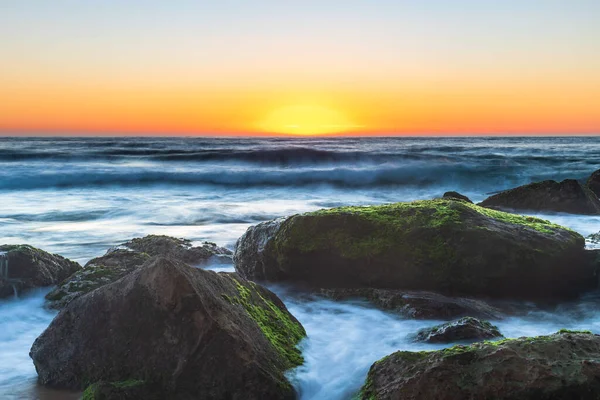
xmin=360 ymin=330 xmax=600 ymax=400
xmin=587 ymin=169 xmax=600 ymax=198
xmin=31 ymin=257 xmax=305 ymax=399
xmin=46 ymin=235 xmax=232 ymax=308
xmin=0 ymin=245 xmax=80 ymax=299
xmin=442 ymin=191 xmax=473 ymax=203
xmin=479 ymin=179 xmax=600 ymax=215
xmin=46 ymin=249 xmax=151 ymax=308
xmin=235 ymin=199 xmax=595 ymax=300
xmin=318 ymin=288 xmax=504 ymax=320
xmin=119 ymin=235 xmax=233 ymax=265
xmin=414 ymin=317 xmax=502 ymax=343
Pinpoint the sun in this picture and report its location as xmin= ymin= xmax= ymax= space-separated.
xmin=258 ymin=105 xmax=360 ymax=135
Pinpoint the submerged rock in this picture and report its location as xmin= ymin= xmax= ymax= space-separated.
xmin=360 ymin=330 xmax=600 ymax=400
xmin=587 ymin=169 xmax=600 ymax=198
xmin=318 ymin=288 xmax=504 ymax=320
xmin=46 ymin=235 xmax=232 ymax=308
xmin=235 ymin=199 xmax=594 ymax=300
xmin=0 ymin=245 xmax=80 ymax=299
xmin=31 ymin=257 xmax=305 ymax=399
xmin=479 ymin=179 xmax=600 ymax=215
xmin=415 ymin=317 xmax=502 ymax=343
xmin=442 ymin=191 xmax=473 ymax=203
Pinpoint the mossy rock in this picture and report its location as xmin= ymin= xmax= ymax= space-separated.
xmin=45 ymin=249 xmax=151 ymax=309
xmin=360 ymin=330 xmax=600 ymax=399
xmin=0 ymin=244 xmax=80 ymax=299
xmin=235 ymin=199 xmax=595 ymax=300
xmin=122 ymin=235 xmax=232 ymax=265
xmin=46 ymin=235 xmax=233 ymax=309
xmin=480 ymin=179 xmax=600 ymax=215
xmin=31 ymin=257 xmax=305 ymax=399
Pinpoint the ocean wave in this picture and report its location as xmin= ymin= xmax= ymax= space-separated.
xmin=0 ymin=162 xmax=573 ymax=191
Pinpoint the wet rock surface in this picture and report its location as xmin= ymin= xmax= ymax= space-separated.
xmin=480 ymin=179 xmax=600 ymax=215
xmin=46 ymin=235 xmax=233 ymax=308
xmin=32 ymin=257 xmax=305 ymax=399
xmin=361 ymin=330 xmax=600 ymax=400
xmin=414 ymin=317 xmax=502 ymax=343
xmin=318 ymin=288 xmax=505 ymax=320
xmin=0 ymin=245 xmax=80 ymax=299
xmin=235 ymin=199 xmax=594 ymax=301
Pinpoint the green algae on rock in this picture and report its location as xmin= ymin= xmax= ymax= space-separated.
xmin=46 ymin=235 xmax=233 ymax=309
xmin=235 ymin=199 xmax=595 ymax=300
xmin=360 ymin=330 xmax=600 ymax=400
xmin=31 ymin=257 xmax=304 ymax=399
xmin=46 ymin=249 xmax=151 ymax=308
xmin=0 ymin=244 xmax=80 ymax=299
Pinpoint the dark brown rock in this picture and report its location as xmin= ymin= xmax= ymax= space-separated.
xmin=479 ymin=179 xmax=600 ymax=215
xmin=360 ymin=330 xmax=600 ymax=400
xmin=414 ymin=317 xmax=502 ymax=343
xmin=31 ymin=257 xmax=305 ymax=399
xmin=46 ymin=235 xmax=233 ymax=308
xmin=45 ymin=249 xmax=151 ymax=309
xmin=442 ymin=191 xmax=473 ymax=203
xmin=235 ymin=199 xmax=594 ymax=300
xmin=0 ymin=245 xmax=80 ymax=299
xmin=120 ymin=235 xmax=232 ymax=265
xmin=587 ymin=169 xmax=600 ymax=198
xmin=318 ymin=288 xmax=505 ymax=320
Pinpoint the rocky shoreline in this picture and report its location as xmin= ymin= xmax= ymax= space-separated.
xmin=2 ymin=169 xmax=600 ymax=399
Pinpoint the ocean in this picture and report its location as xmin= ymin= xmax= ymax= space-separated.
xmin=1 ymin=136 xmax=600 ymax=399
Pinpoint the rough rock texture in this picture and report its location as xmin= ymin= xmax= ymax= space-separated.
xmin=46 ymin=235 xmax=233 ymax=308
xmin=31 ymin=257 xmax=305 ymax=399
xmin=479 ymin=179 xmax=600 ymax=215
xmin=318 ymin=288 xmax=504 ymax=320
xmin=360 ymin=330 xmax=600 ymax=400
xmin=121 ymin=235 xmax=233 ymax=265
xmin=0 ymin=245 xmax=80 ymax=299
xmin=415 ymin=317 xmax=502 ymax=343
xmin=442 ymin=191 xmax=473 ymax=203
xmin=587 ymin=169 xmax=600 ymax=198
xmin=82 ymin=380 xmax=162 ymax=400
xmin=235 ymin=199 xmax=595 ymax=300
xmin=46 ymin=250 xmax=151 ymax=309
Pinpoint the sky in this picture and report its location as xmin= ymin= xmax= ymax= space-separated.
xmin=1 ymin=0 xmax=599 ymax=136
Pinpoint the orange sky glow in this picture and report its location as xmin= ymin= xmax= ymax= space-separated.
xmin=1 ymin=1 xmax=599 ymax=136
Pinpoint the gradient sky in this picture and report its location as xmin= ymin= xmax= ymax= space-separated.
xmin=1 ymin=0 xmax=599 ymax=136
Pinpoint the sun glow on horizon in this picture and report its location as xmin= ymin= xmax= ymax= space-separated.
xmin=257 ymin=105 xmax=363 ymax=135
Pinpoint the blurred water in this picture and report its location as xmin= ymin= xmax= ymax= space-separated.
xmin=1 ymin=136 xmax=600 ymax=399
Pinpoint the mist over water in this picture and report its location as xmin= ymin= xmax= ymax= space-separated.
xmin=1 ymin=137 xmax=600 ymax=399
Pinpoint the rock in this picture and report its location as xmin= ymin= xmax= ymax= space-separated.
xmin=587 ymin=169 xmax=600 ymax=198
xmin=235 ymin=199 xmax=594 ymax=300
xmin=414 ymin=317 xmax=502 ymax=343
xmin=119 ymin=235 xmax=233 ymax=265
xmin=318 ymin=288 xmax=504 ymax=320
xmin=360 ymin=330 xmax=600 ymax=400
xmin=82 ymin=380 xmax=162 ymax=400
xmin=46 ymin=235 xmax=233 ymax=308
xmin=442 ymin=191 xmax=473 ymax=203
xmin=588 ymin=232 xmax=600 ymax=244
xmin=479 ymin=179 xmax=600 ymax=215
xmin=0 ymin=245 xmax=80 ymax=299
xmin=31 ymin=257 xmax=305 ymax=399
xmin=46 ymin=249 xmax=151 ymax=308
